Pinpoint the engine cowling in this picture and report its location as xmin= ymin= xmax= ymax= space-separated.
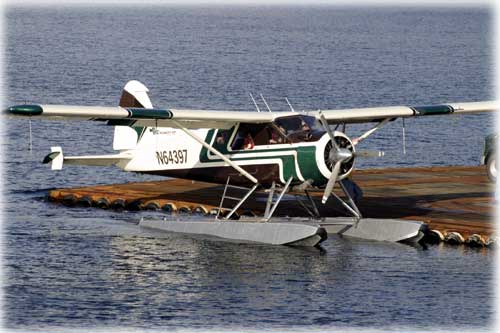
xmin=315 ymin=131 xmax=356 ymax=183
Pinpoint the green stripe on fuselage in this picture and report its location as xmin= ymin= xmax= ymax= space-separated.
xmin=295 ymin=145 xmax=324 ymax=183
xmin=199 ymin=129 xmax=325 ymax=184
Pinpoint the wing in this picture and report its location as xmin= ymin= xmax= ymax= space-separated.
xmin=312 ymin=101 xmax=498 ymax=124
xmin=5 ymin=100 xmax=496 ymax=129
xmin=4 ymin=104 xmax=284 ymax=129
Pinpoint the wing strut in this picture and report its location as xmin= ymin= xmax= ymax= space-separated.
xmin=353 ymin=117 xmax=391 ymax=146
xmin=264 ymin=176 xmax=293 ymax=222
xmin=171 ymin=119 xmax=259 ymax=184
xmin=330 ymin=181 xmax=362 ymax=223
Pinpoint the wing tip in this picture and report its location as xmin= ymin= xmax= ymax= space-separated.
xmin=4 ymin=104 xmax=43 ymax=116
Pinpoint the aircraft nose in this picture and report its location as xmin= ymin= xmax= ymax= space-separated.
xmin=4 ymin=104 xmax=43 ymax=116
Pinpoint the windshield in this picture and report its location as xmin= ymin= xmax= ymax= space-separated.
xmin=274 ymin=115 xmax=321 ymax=138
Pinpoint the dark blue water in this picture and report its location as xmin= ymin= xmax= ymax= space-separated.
xmin=3 ymin=6 xmax=495 ymax=331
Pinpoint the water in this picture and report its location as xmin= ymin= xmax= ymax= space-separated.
xmin=2 ymin=5 xmax=495 ymax=331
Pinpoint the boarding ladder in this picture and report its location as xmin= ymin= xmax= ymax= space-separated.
xmin=216 ymin=176 xmax=294 ymax=222
xmin=216 ymin=177 xmax=259 ymax=220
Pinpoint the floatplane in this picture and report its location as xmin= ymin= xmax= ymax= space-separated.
xmin=5 ymin=80 xmax=497 ymax=246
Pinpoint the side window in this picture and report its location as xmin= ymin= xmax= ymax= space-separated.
xmin=253 ymin=125 xmax=271 ymax=145
xmin=230 ymin=123 xmax=273 ymax=150
xmin=253 ymin=125 xmax=287 ymax=145
xmin=268 ymin=125 xmax=287 ymax=144
xmin=274 ymin=115 xmax=318 ymax=143
xmin=275 ymin=117 xmax=302 ymax=135
xmin=213 ymin=128 xmax=233 ymax=152
xmin=231 ymin=126 xmax=247 ymax=150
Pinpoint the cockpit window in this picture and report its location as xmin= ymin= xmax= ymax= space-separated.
xmin=229 ymin=123 xmax=289 ymax=150
xmin=213 ymin=128 xmax=233 ymax=151
xmin=225 ymin=116 xmax=321 ymax=151
xmin=274 ymin=115 xmax=321 ymax=142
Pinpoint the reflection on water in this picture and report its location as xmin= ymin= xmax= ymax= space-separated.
xmin=3 ymin=202 xmax=495 ymax=330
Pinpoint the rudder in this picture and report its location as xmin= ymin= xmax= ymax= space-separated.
xmin=113 ymin=80 xmax=152 ymax=150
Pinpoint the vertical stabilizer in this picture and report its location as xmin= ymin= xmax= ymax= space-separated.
xmin=113 ymin=80 xmax=152 ymax=150
xmin=119 ymin=80 xmax=153 ymax=109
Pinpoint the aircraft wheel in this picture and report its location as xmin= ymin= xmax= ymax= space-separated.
xmin=486 ymin=153 xmax=497 ymax=183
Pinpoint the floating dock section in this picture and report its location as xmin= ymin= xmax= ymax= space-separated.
xmin=48 ymin=165 xmax=495 ymax=247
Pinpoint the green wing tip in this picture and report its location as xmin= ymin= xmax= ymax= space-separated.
xmin=5 ymin=104 xmax=43 ymax=116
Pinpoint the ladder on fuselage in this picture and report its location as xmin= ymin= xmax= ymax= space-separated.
xmin=216 ymin=176 xmax=294 ymax=222
xmin=216 ymin=177 xmax=259 ymax=220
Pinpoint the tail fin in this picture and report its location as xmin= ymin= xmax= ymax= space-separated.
xmin=113 ymin=80 xmax=152 ymax=150
xmin=119 ymin=80 xmax=153 ymax=109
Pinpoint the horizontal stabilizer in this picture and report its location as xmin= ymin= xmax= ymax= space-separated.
xmin=42 ymin=146 xmax=133 ymax=170
xmin=64 ymin=154 xmax=133 ymax=167
xmin=43 ymin=147 xmax=63 ymax=170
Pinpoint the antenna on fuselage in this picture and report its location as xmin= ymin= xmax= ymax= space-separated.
xmin=249 ymin=93 xmax=261 ymax=112
xmin=284 ymin=97 xmax=295 ymax=112
xmin=259 ymin=94 xmax=272 ymax=112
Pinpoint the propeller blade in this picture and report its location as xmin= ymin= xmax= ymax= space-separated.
xmin=355 ymin=150 xmax=385 ymax=158
xmin=322 ymin=161 xmax=341 ymax=204
xmin=318 ymin=111 xmax=339 ymax=151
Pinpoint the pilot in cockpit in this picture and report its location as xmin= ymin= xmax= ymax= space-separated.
xmin=269 ymin=126 xmax=284 ymax=144
xmin=243 ymin=132 xmax=255 ymax=149
xmin=301 ymin=120 xmax=311 ymax=132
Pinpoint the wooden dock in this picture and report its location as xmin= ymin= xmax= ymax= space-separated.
xmin=48 ymin=165 xmax=496 ymax=246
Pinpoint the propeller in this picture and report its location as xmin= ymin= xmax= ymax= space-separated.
xmin=318 ymin=111 xmax=340 ymax=152
xmin=318 ymin=112 xmax=384 ymax=204
xmin=318 ymin=112 xmax=355 ymax=204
